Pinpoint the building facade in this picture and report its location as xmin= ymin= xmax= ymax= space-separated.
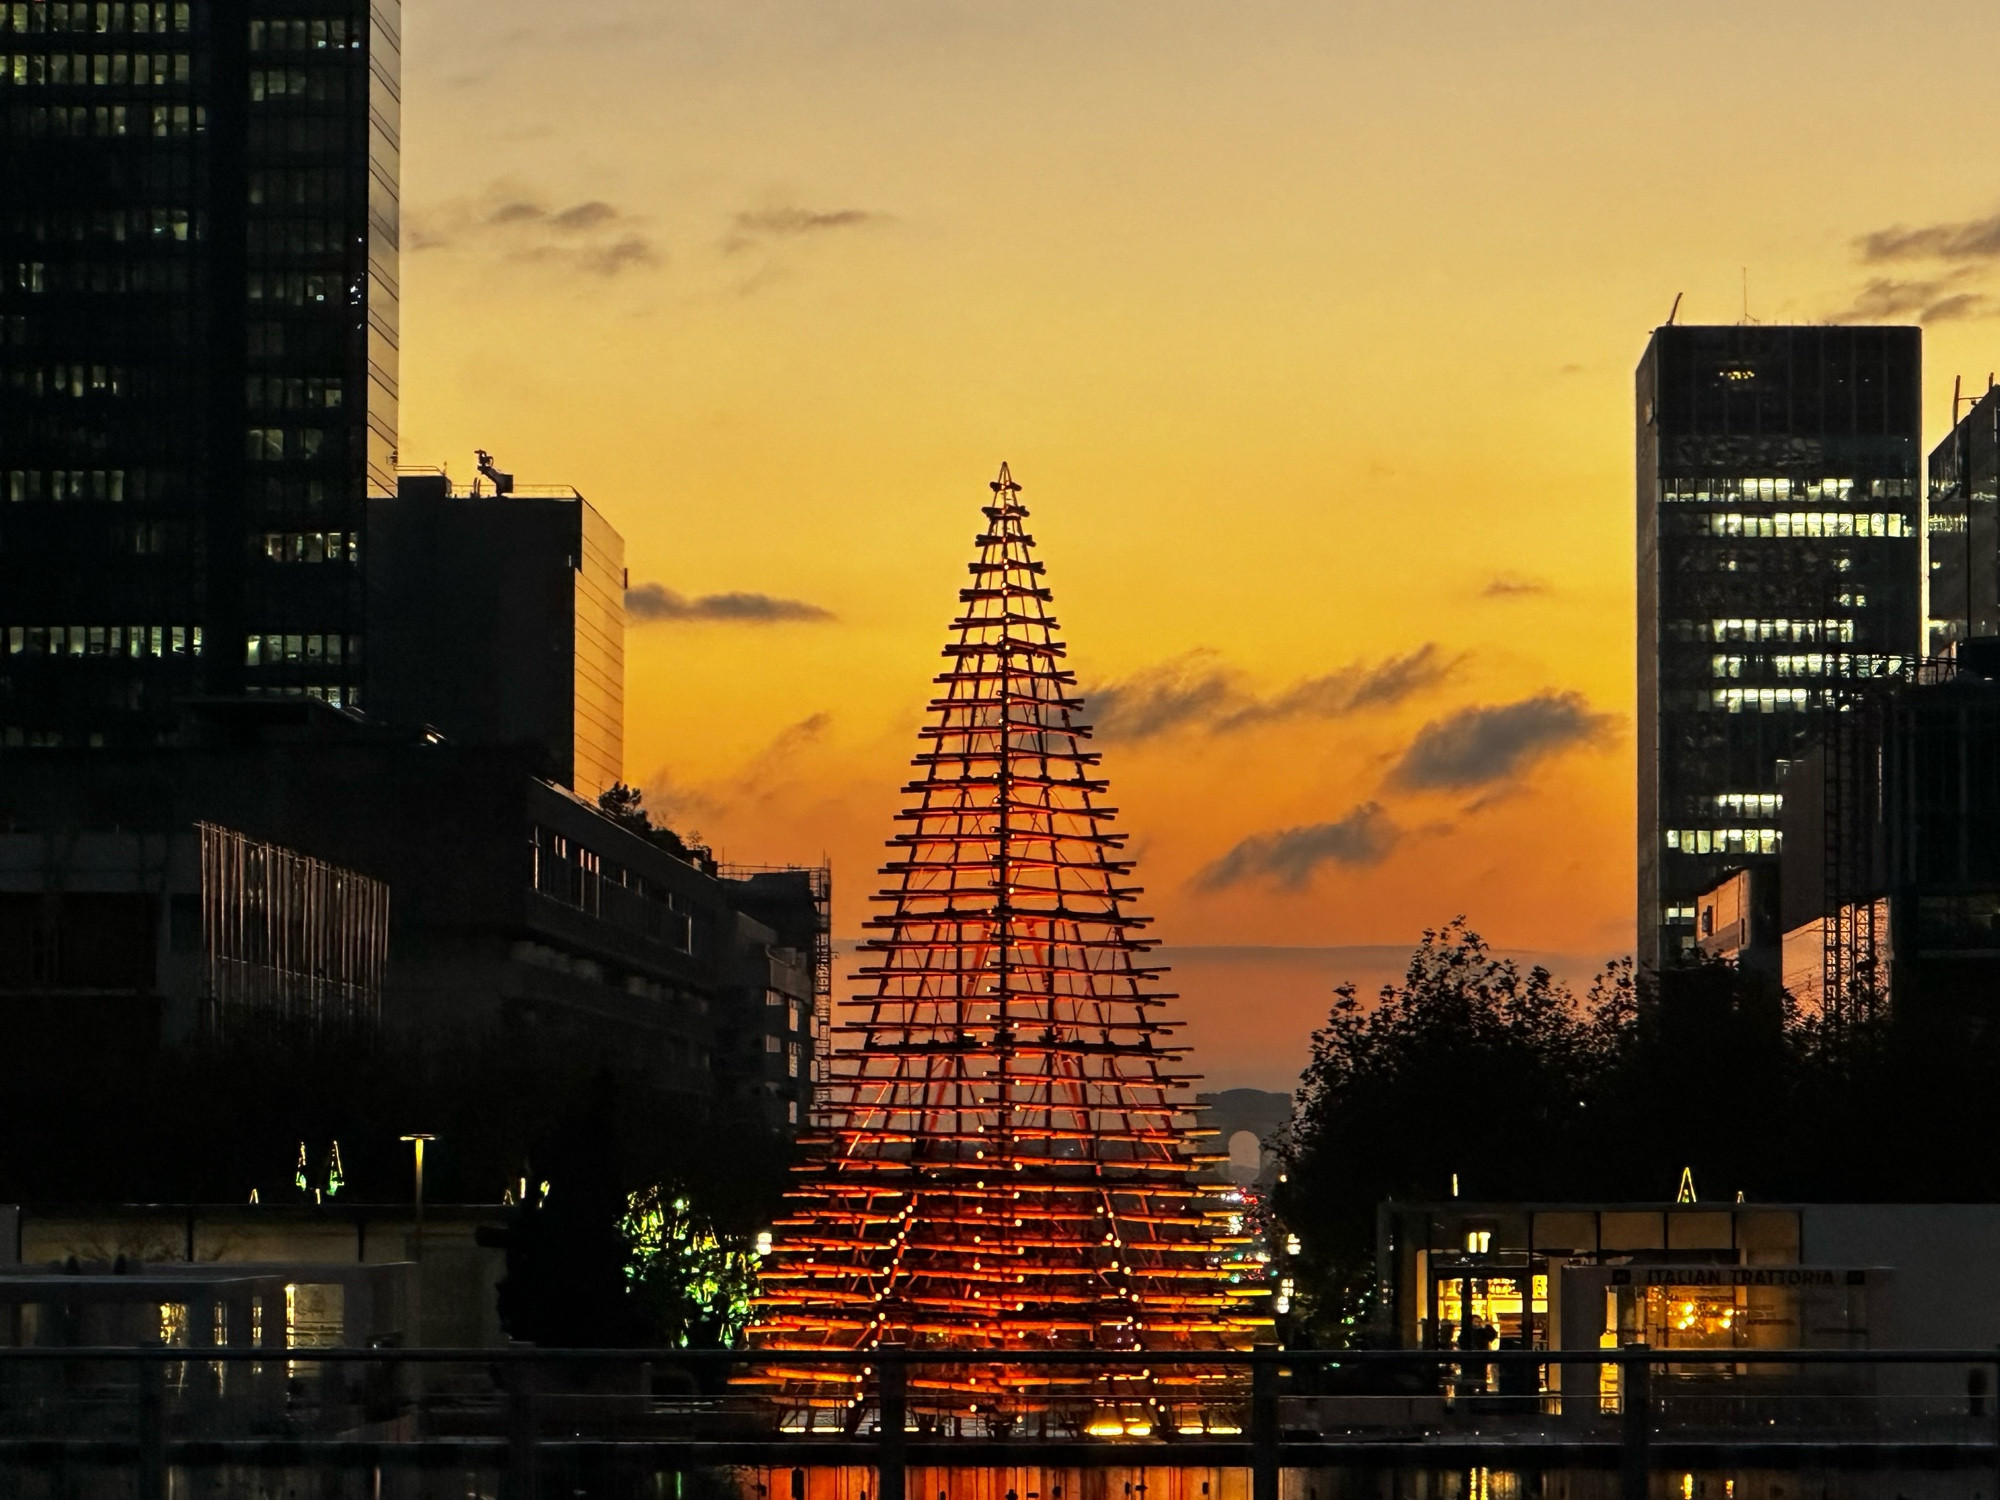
xmin=0 ymin=710 xmax=821 ymax=1129
xmin=1377 ymin=1198 xmax=2000 ymax=1364
xmin=366 ymin=471 xmax=624 ymax=800
xmin=0 ymin=0 xmax=399 ymax=744
xmin=1637 ymin=325 xmax=1922 ymax=968
xmin=1771 ymin=655 xmax=2000 ymax=1022
xmin=1927 ymin=383 xmax=2000 ymax=657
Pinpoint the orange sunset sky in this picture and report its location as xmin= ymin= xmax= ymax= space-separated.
xmin=396 ymin=1 xmax=2000 ymax=1090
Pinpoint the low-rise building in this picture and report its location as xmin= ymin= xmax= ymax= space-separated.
xmin=0 ymin=705 xmax=824 ymax=1128
xmin=1376 ymin=1198 xmax=2000 ymax=1405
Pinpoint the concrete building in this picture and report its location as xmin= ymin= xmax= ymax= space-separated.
xmin=367 ymin=468 xmax=625 ymax=801
xmin=1770 ymin=650 xmax=2000 ymax=1021
xmin=1927 ymin=382 xmax=2000 ymax=656
xmin=0 ymin=705 xmax=824 ymax=1127
xmin=0 ymin=1200 xmax=503 ymax=1348
xmin=1378 ymin=1198 xmax=2000 ymax=1398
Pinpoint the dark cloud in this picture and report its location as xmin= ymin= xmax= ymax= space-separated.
xmin=626 ymin=583 xmax=835 ymax=625
xmin=1483 ymin=574 xmax=1551 ymax=598
xmin=736 ymin=206 xmax=890 ymax=236
xmin=1856 ymin=212 xmax=2000 ymax=265
xmin=408 ymin=192 xmax=660 ymax=276
xmin=1841 ymin=275 xmax=1989 ymax=324
xmin=551 ymin=201 xmax=619 ymax=232
xmin=578 ymin=236 xmax=659 ymax=275
xmin=724 ymin=205 xmax=894 ymax=254
xmin=1388 ymin=692 xmax=1617 ymax=791
xmin=1086 ymin=654 xmax=1237 ymax=739
xmin=1086 ymin=645 xmax=1457 ymax=742
xmin=1196 ymin=804 xmax=1400 ymax=891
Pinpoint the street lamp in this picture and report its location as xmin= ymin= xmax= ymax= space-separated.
xmin=400 ymin=1134 xmax=435 ymax=1345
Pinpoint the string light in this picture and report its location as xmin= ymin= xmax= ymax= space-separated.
xmin=742 ymin=466 xmax=1270 ymax=1415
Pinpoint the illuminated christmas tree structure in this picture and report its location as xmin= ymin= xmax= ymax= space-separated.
xmin=748 ymin=464 xmax=1269 ymax=1424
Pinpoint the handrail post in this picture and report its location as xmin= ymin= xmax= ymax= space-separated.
xmin=1620 ymin=1343 xmax=1651 ymax=1500
xmin=1251 ymin=1346 xmax=1279 ymax=1500
xmin=506 ymin=1357 xmax=539 ymax=1500
xmin=877 ymin=1348 xmax=908 ymax=1500
xmin=1990 ymin=1350 xmax=1999 ymax=1500
xmin=137 ymin=1353 xmax=166 ymax=1500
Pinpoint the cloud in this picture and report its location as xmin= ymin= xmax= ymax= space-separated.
xmin=736 ymin=207 xmax=889 ymax=236
xmin=733 ymin=712 xmax=832 ymax=802
xmin=724 ymin=204 xmax=894 ymax=255
xmin=406 ymin=189 xmax=662 ymax=277
xmin=1840 ymin=274 xmax=1990 ymax=324
xmin=626 ymin=582 xmax=836 ymax=624
xmin=1388 ymin=692 xmax=1617 ymax=791
xmin=645 ymin=712 xmax=833 ymax=829
xmin=1856 ymin=212 xmax=2000 ymax=265
xmin=1086 ymin=653 xmax=1239 ymax=739
xmin=579 ymin=237 xmax=658 ymax=275
xmin=1483 ymin=573 xmax=1551 ymax=598
xmin=1196 ymin=804 xmax=1400 ymax=891
xmin=551 ymin=201 xmax=620 ymax=232
xmin=1086 ymin=645 xmax=1458 ymax=742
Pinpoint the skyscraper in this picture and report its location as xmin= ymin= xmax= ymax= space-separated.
xmin=1927 ymin=382 xmax=2000 ymax=657
xmin=0 ymin=0 xmax=399 ymax=744
xmin=1637 ymin=325 xmax=1922 ymax=969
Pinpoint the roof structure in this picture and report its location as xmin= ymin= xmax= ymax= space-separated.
xmin=747 ymin=465 xmax=1269 ymax=1424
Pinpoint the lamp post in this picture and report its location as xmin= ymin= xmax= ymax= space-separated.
xmin=400 ymin=1134 xmax=435 ymax=1346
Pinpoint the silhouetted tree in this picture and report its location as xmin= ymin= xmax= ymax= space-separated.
xmin=1274 ymin=919 xmax=1609 ymax=1342
xmin=1275 ymin=915 xmax=2000 ymax=1347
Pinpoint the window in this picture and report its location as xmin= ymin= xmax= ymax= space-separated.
xmin=1710 ymin=687 xmax=1811 ymax=714
xmin=1666 ymin=828 xmax=1782 ymax=857
xmin=1713 ymin=793 xmax=1781 ymax=818
xmin=1660 ymin=476 xmax=1912 ymax=505
xmin=1697 ymin=511 xmax=1909 ymax=540
xmin=9 ymin=623 xmax=198 ymax=658
xmin=262 ymin=532 xmax=358 ymax=564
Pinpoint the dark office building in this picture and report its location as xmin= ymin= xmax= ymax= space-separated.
xmin=1771 ymin=650 xmax=2000 ymax=1022
xmin=0 ymin=705 xmax=826 ymax=1129
xmin=367 ymin=471 xmax=624 ymax=799
xmin=1927 ymin=383 xmax=2000 ymax=657
xmin=1637 ymin=325 xmax=1922 ymax=968
xmin=0 ymin=0 xmax=399 ymax=745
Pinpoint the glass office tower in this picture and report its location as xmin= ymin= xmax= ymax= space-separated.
xmin=1927 ymin=384 xmax=2000 ymax=658
xmin=1637 ymin=325 xmax=1922 ymax=968
xmin=0 ymin=0 xmax=398 ymax=745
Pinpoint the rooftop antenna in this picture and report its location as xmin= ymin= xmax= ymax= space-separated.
xmin=1740 ymin=268 xmax=1757 ymax=325
xmin=1666 ymin=291 xmax=1683 ymax=326
xmin=475 ymin=449 xmax=515 ymax=497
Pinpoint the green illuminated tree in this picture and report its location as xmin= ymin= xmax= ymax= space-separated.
xmin=619 ymin=1186 xmax=761 ymax=1349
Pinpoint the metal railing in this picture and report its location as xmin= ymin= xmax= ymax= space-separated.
xmin=3 ymin=1345 xmax=2000 ymax=1500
